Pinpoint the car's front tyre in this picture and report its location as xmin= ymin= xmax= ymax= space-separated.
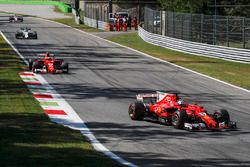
xmin=32 ymin=62 xmax=40 ymax=73
xmin=61 ymin=62 xmax=69 ymax=73
xmin=213 ymin=109 xmax=230 ymax=125
xmin=172 ymin=110 xmax=187 ymax=129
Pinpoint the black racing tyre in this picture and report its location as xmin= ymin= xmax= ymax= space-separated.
xmin=61 ymin=62 xmax=69 ymax=73
xmin=32 ymin=62 xmax=40 ymax=73
xmin=213 ymin=109 xmax=230 ymax=124
xmin=128 ymin=101 xmax=146 ymax=120
xmin=171 ymin=110 xmax=187 ymax=129
xmin=34 ymin=32 xmax=37 ymax=39
xmin=28 ymin=59 xmax=33 ymax=71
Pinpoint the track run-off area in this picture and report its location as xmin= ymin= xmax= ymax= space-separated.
xmin=1 ymin=13 xmax=250 ymax=167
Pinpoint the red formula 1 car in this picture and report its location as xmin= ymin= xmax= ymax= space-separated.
xmin=128 ymin=91 xmax=237 ymax=131
xmin=28 ymin=52 xmax=69 ymax=74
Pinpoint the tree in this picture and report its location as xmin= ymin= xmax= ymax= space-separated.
xmin=158 ymin=0 xmax=207 ymax=13
xmin=219 ymin=0 xmax=250 ymax=16
xmin=159 ymin=0 xmax=250 ymax=16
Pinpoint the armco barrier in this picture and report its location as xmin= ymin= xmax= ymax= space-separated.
xmin=138 ymin=26 xmax=250 ymax=63
xmin=0 ymin=0 xmax=71 ymax=13
xmin=84 ymin=17 xmax=107 ymax=31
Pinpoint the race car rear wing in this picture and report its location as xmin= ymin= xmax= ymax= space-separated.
xmin=136 ymin=91 xmax=177 ymax=104
xmin=38 ymin=53 xmax=55 ymax=56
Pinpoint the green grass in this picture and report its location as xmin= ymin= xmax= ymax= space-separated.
xmin=51 ymin=8 xmax=103 ymax=33
xmin=0 ymin=0 xmax=72 ymax=13
xmin=51 ymin=17 xmax=103 ymax=32
xmin=107 ymin=33 xmax=250 ymax=90
xmin=0 ymin=35 xmax=122 ymax=166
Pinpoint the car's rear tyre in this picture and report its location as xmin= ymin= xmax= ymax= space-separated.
xmin=172 ymin=110 xmax=187 ymax=129
xmin=34 ymin=32 xmax=37 ymax=39
xmin=128 ymin=102 xmax=146 ymax=120
xmin=61 ymin=62 xmax=69 ymax=73
xmin=213 ymin=109 xmax=230 ymax=124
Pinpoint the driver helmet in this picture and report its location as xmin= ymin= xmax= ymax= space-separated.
xmin=177 ymin=99 xmax=186 ymax=106
xmin=45 ymin=52 xmax=51 ymax=59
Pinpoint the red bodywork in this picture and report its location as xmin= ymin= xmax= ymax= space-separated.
xmin=149 ymin=94 xmax=218 ymax=129
xmin=131 ymin=92 xmax=236 ymax=130
xmin=29 ymin=53 xmax=68 ymax=74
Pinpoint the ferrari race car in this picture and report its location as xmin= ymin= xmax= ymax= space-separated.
xmin=16 ymin=27 xmax=37 ymax=39
xmin=9 ymin=15 xmax=23 ymax=22
xmin=128 ymin=91 xmax=237 ymax=131
xmin=28 ymin=52 xmax=69 ymax=74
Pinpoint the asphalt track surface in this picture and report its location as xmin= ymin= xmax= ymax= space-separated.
xmin=1 ymin=15 xmax=250 ymax=167
xmin=0 ymin=4 xmax=70 ymax=18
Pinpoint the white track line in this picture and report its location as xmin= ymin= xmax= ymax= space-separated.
xmin=1 ymin=31 xmax=137 ymax=167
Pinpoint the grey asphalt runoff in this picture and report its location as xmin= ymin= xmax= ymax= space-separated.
xmin=0 ymin=4 xmax=70 ymax=18
xmin=1 ymin=15 xmax=250 ymax=167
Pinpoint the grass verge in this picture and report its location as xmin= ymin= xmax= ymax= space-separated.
xmin=107 ymin=33 xmax=250 ymax=90
xmin=0 ymin=35 xmax=121 ymax=166
xmin=51 ymin=17 xmax=103 ymax=32
xmin=51 ymin=7 xmax=103 ymax=33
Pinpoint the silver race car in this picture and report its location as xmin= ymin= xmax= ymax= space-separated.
xmin=16 ymin=27 xmax=37 ymax=39
xmin=9 ymin=15 xmax=23 ymax=22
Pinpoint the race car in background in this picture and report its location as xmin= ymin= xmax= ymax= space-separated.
xmin=9 ymin=15 xmax=23 ymax=22
xmin=16 ymin=27 xmax=37 ymax=39
xmin=28 ymin=52 xmax=69 ymax=74
xmin=128 ymin=91 xmax=237 ymax=131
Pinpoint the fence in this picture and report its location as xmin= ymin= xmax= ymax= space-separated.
xmin=144 ymin=7 xmax=250 ymax=49
xmin=84 ymin=3 xmax=108 ymax=22
xmin=138 ymin=26 xmax=250 ymax=63
xmin=83 ymin=3 xmax=108 ymax=30
xmin=84 ymin=17 xmax=107 ymax=30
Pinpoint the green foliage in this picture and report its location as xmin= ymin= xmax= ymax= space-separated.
xmin=159 ymin=0 xmax=250 ymax=16
xmin=220 ymin=0 xmax=250 ymax=16
xmin=158 ymin=0 xmax=207 ymax=13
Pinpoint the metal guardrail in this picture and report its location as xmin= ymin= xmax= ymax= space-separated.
xmin=72 ymin=8 xmax=80 ymax=24
xmin=138 ymin=26 xmax=250 ymax=63
xmin=144 ymin=7 xmax=250 ymax=49
xmin=84 ymin=17 xmax=107 ymax=30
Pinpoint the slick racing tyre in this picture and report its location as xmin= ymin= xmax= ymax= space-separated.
xmin=34 ymin=32 xmax=38 ymax=39
xmin=28 ymin=59 xmax=34 ymax=71
xmin=213 ymin=109 xmax=230 ymax=125
xmin=128 ymin=102 xmax=146 ymax=120
xmin=61 ymin=62 xmax=69 ymax=73
xmin=172 ymin=110 xmax=187 ymax=129
xmin=32 ymin=62 xmax=40 ymax=73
